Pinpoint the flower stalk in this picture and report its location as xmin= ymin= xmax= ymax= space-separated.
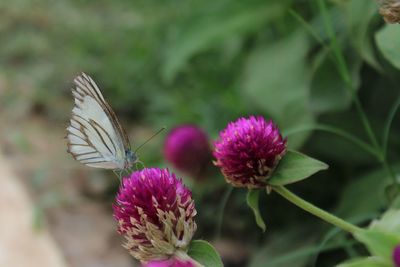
xmin=272 ymin=186 xmax=362 ymax=234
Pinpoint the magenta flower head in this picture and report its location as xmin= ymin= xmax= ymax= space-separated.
xmin=393 ymin=244 xmax=400 ymax=267
xmin=214 ymin=116 xmax=287 ymax=188
xmin=164 ymin=125 xmax=211 ymax=177
xmin=113 ymin=168 xmax=197 ymax=262
xmin=143 ymin=258 xmax=195 ymax=267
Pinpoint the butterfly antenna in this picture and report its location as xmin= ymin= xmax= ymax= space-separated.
xmin=134 ymin=127 xmax=166 ymax=153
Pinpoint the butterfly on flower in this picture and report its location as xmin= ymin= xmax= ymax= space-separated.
xmin=66 ymin=73 xmax=138 ymax=172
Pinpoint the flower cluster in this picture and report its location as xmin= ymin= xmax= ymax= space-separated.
xmin=213 ymin=116 xmax=286 ymax=188
xmin=113 ymin=168 xmax=197 ymax=263
xmin=113 ymin=117 xmax=286 ymax=263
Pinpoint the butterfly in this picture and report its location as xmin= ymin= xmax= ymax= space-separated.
xmin=66 ymin=72 xmax=138 ymax=171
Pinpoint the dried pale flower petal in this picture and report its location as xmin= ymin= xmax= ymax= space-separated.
xmin=378 ymin=0 xmax=400 ymax=23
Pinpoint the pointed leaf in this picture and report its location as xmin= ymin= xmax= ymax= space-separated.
xmin=246 ymin=189 xmax=266 ymax=232
xmin=187 ymin=240 xmax=223 ymax=267
xmin=268 ymin=150 xmax=328 ymax=186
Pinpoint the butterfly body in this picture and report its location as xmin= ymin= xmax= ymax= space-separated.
xmin=124 ymin=149 xmax=138 ymax=169
xmin=66 ymin=73 xmax=138 ymax=170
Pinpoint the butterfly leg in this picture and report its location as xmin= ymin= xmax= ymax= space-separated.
xmin=113 ymin=169 xmax=123 ymax=181
xmin=135 ymin=160 xmax=146 ymax=170
xmin=123 ymin=168 xmax=132 ymax=176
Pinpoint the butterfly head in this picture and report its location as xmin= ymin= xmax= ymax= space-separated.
xmin=125 ymin=149 xmax=138 ymax=168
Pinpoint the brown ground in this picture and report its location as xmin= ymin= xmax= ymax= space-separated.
xmin=0 ymin=107 xmax=135 ymax=267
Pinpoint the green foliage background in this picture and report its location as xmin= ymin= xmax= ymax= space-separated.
xmin=2 ymin=0 xmax=400 ymax=266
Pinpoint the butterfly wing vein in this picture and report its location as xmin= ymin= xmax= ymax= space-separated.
xmin=66 ymin=73 xmax=130 ymax=169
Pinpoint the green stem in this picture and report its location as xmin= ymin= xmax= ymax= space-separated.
xmin=284 ymin=123 xmax=380 ymax=158
xmin=382 ymin=160 xmax=398 ymax=185
xmin=382 ymin=94 xmax=400 ymax=158
xmin=214 ymin=186 xmax=233 ymax=240
xmin=380 ymin=95 xmax=400 ymax=186
xmin=273 ymin=186 xmax=362 ymax=234
xmin=316 ymin=0 xmax=400 ymax=189
xmin=289 ymin=9 xmax=326 ymax=47
xmin=316 ymin=0 xmax=381 ymax=152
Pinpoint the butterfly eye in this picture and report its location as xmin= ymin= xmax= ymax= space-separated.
xmin=125 ymin=150 xmax=137 ymax=163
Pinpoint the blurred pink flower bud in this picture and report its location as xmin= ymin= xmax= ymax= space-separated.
xmin=164 ymin=125 xmax=212 ymax=178
xmin=393 ymin=244 xmax=400 ymax=267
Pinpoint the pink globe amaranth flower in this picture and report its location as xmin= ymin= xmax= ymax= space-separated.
xmin=393 ymin=244 xmax=400 ymax=267
xmin=164 ymin=125 xmax=212 ymax=177
xmin=143 ymin=258 xmax=195 ymax=267
xmin=213 ymin=116 xmax=287 ymax=189
xmin=113 ymin=168 xmax=197 ymax=262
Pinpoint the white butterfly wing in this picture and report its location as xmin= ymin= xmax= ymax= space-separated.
xmin=66 ymin=73 xmax=127 ymax=169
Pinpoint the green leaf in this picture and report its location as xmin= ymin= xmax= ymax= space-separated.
xmin=335 ymin=168 xmax=388 ymax=219
xmin=384 ymin=183 xmax=399 ymax=204
xmin=345 ymin=0 xmax=381 ymax=71
xmin=355 ymin=229 xmax=400 ymax=259
xmin=162 ymin=2 xmax=286 ymax=82
xmin=268 ymin=150 xmax=328 ymax=186
xmin=390 ymin=195 xmax=400 ymax=210
xmin=337 ymin=257 xmax=391 ymax=267
xmin=248 ymin=227 xmax=317 ymax=267
xmin=376 ymin=24 xmax=400 ymax=70
xmin=310 ymin=49 xmax=362 ymax=114
xmin=246 ymin=189 xmax=266 ymax=232
xmin=187 ymin=240 xmax=223 ymax=267
xmin=370 ymin=209 xmax=400 ymax=233
xmin=241 ymin=30 xmax=313 ymax=148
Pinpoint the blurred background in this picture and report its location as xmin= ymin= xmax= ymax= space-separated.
xmin=1 ymin=0 xmax=400 ymax=266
